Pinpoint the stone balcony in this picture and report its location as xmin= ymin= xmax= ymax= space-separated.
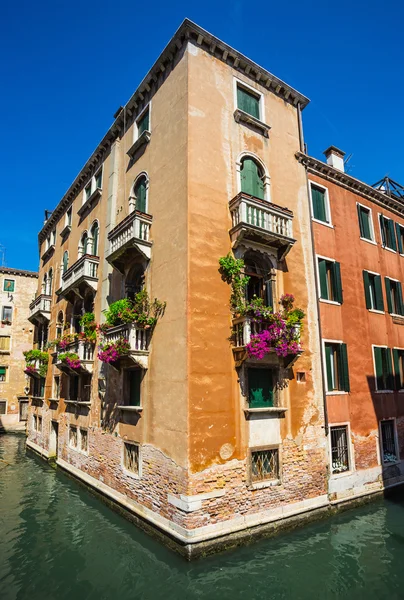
xmin=106 ymin=210 xmax=152 ymax=273
xmin=229 ymin=193 xmax=295 ymax=259
xmin=58 ymin=254 xmax=99 ymax=301
xmin=102 ymin=323 xmax=150 ymax=369
xmin=24 ymin=359 xmax=42 ymax=379
xmin=55 ymin=340 xmax=95 ymax=374
xmin=28 ymin=294 xmax=52 ymax=325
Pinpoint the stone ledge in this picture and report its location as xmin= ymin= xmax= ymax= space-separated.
xmin=168 ymin=489 xmax=226 ymax=513
xmin=26 ymin=438 xmax=50 ymax=459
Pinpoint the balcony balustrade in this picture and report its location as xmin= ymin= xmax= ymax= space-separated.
xmin=106 ymin=210 xmax=152 ymax=273
xmin=102 ymin=323 xmax=150 ymax=369
xmin=229 ymin=193 xmax=295 ymax=259
xmin=28 ymin=294 xmax=52 ymax=325
xmin=55 ymin=340 xmax=95 ymax=374
xmin=58 ymin=254 xmax=99 ymax=300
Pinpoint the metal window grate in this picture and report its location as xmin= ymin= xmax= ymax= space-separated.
xmin=331 ymin=426 xmax=349 ymax=473
xmin=124 ymin=442 xmax=139 ymax=474
xmin=251 ymin=449 xmax=279 ymax=482
xmin=381 ymin=420 xmax=397 ymax=463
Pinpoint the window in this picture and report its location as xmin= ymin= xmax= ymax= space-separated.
xmin=324 ymin=342 xmax=350 ymax=392
xmin=379 ymin=215 xmax=397 ymax=251
xmin=311 ymin=184 xmax=330 ymax=224
xmin=380 ymin=420 xmax=398 ymax=463
xmin=95 ymin=169 xmax=102 ymax=190
xmin=393 ymin=349 xmax=404 ymax=390
xmin=85 ymin=183 xmax=92 ymax=201
xmin=248 ymin=368 xmax=275 ymax=408
xmin=66 ymin=207 xmax=72 ymax=227
xmin=53 ymin=376 xmax=60 ymax=399
xmin=318 ymin=258 xmax=343 ymax=303
xmin=237 ymin=84 xmax=260 ymax=119
xmin=128 ymin=370 xmax=141 ymax=407
xmin=0 ymin=337 xmax=11 ymax=352
xmin=330 ymin=426 xmax=350 ymax=474
xmin=250 ymin=448 xmax=279 ymax=483
xmin=363 ymin=271 xmax=384 ymax=312
xmin=1 ymin=306 xmax=13 ymax=324
xmin=56 ymin=311 xmax=64 ymax=339
xmin=33 ymin=377 xmax=45 ymax=398
xmin=373 ymin=346 xmax=394 ymax=391
xmin=69 ymin=426 xmax=78 ymax=448
xmin=0 ymin=400 xmax=6 ymax=415
xmin=123 ymin=442 xmax=140 ymax=475
xmin=0 ymin=366 xmax=8 ymax=382
xmin=395 ymin=223 xmax=404 ymax=254
xmin=33 ymin=415 xmax=37 ymax=431
xmin=80 ymin=428 xmax=88 ymax=453
xmin=357 ymin=204 xmax=374 ymax=241
xmin=90 ymin=222 xmax=99 ymax=256
xmin=69 ymin=376 xmax=79 ymax=401
xmin=3 ymin=279 xmax=15 ymax=292
xmin=62 ymin=251 xmax=69 ymax=274
xmin=37 ymin=416 xmax=42 ymax=433
xmin=137 ymin=108 xmax=150 ymax=137
xmin=80 ymin=232 xmax=88 ymax=255
xmin=240 ymin=157 xmax=265 ymax=200
xmin=134 ymin=176 xmax=147 ymax=213
xmin=385 ymin=278 xmax=403 ymax=315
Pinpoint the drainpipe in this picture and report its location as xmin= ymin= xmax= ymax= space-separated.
xmin=297 ymin=103 xmax=329 ymax=434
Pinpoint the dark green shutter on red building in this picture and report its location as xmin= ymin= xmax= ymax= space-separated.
xmin=312 ymin=187 xmax=327 ymax=222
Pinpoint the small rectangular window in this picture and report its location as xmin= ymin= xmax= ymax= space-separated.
xmin=37 ymin=416 xmax=42 ymax=433
xmin=395 ymin=223 xmax=404 ymax=254
xmin=248 ymin=368 xmax=275 ymax=408
xmin=324 ymin=342 xmax=350 ymax=392
xmin=33 ymin=415 xmax=37 ymax=431
xmin=237 ymin=84 xmax=260 ymax=120
xmin=318 ymin=258 xmax=343 ymax=303
xmin=385 ymin=278 xmax=403 ymax=316
xmin=380 ymin=420 xmax=398 ymax=463
xmin=393 ymin=349 xmax=404 ymax=390
xmin=1 ymin=306 xmax=13 ymax=324
xmin=128 ymin=370 xmax=141 ymax=407
xmin=80 ymin=429 xmax=88 ymax=453
xmin=373 ymin=346 xmax=394 ymax=391
xmin=137 ymin=109 xmax=150 ymax=137
xmin=0 ymin=336 xmax=11 ymax=352
xmin=69 ymin=426 xmax=78 ymax=448
xmin=0 ymin=366 xmax=8 ymax=382
xmin=3 ymin=279 xmax=15 ymax=292
xmin=95 ymin=169 xmax=102 ymax=189
xmin=330 ymin=426 xmax=350 ymax=473
xmin=66 ymin=207 xmax=72 ymax=226
xmin=251 ymin=448 xmax=279 ymax=483
xmin=53 ymin=376 xmax=60 ymax=399
xmin=357 ymin=205 xmax=374 ymax=241
xmin=363 ymin=271 xmax=384 ymax=312
xmin=311 ymin=185 xmax=330 ymax=224
xmin=69 ymin=376 xmax=79 ymax=401
xmin=123 ymin=442 xmax=140 ymax=474
xmin=85 ymin=183 xmax=92 ymax=201
xmin=0 ymin=400 xmax=6 ymax=415
xmin=380 ymin=215 xmax=397 ymax=251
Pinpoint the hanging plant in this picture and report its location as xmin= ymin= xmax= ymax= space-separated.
xmin=24 ymin=349 xmax=49 ymax=377
xmin=98 ymin=337 xmax=130 ymax=364
xmin=102 ymin=291 xmax=166 ymax=329
xmin=218 ymin=253 xmax=249 ymax=317
xmin=58 ymin=352 xmax=81 ymax=370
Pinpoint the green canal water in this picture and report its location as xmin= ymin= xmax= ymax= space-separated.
xmin=2 ymin=435 xmax=404 ymax=600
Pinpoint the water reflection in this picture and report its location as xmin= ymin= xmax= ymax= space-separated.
xmin=1 ymin=435 xmax=404 ymax=600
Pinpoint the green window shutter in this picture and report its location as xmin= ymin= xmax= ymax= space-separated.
xmin=135 ymin=178 xmax=147 ymax=213
xmin=374 ymin=347 xmax=383 ymax=390
xmin=357 ymin=205 xmax=365 ymax=237
xmin=396 ymin=223 xmax=403 ymax=254
xmin=363 ymin=271 xmax=371 ymax=309
xmin=398 ymin=283 xmax=404 ymax=316
xmin=137 ymin=110 xmax=149 ymax=136
xmin=325 ymin=344 xmax=334 ymax=391
xmin=333 ymin=262 xmax=343 ymax=304
xmin=92 ymin=224 xmax=99 ymax=256
xmin=375 ymin=275 xmax=384 ymax=311
xmin=312 ymin=187 xmax=327 ymax=222
xmin=264 ymin=280 xmax=273 ymax=309
xmin=237 ymin=86 xmax=260 ymax=119
xmin=380 ymin=216 xmax=386 ymax=246
xmin=385 ymin=278 xmax=392 ymax=314
xmin=358 ymin=206 xmax=371 ymax=240
xmin=0 ymin=367 xmax=5 ymax=377
xmin=318 ymin=259 xmax=328 ymax=300
xmin=387 ymin=219 xmax=397 ymax=251
xmin=248 ymin=368 xmax=274 ymax=408
xmin=386 ymin=348 xmax=394 ymax=390
xmin=129 ymin=371 xmax=141 ymax=407
xmin=338 ymin=343 xmax=350 ymax=392
xmin=393 ymin=349 xmax=401 ymax=390
xmin=241 ymin=159 xmax=264 ymax=200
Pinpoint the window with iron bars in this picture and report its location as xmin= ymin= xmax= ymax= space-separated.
xmin=250 ymin=448 xmax=279 ymax=483
xmin=381 ymin=420 xmax=398 ymax=463
xmin=330 ymin=426 xmax=350 ymax=474
xmin=123 ymin=442 xmax=140 ymax=475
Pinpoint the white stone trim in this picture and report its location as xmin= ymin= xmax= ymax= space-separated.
xmin=309 ymin=180 xmax=332 ymax=227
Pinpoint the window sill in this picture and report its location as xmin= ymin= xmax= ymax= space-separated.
xmin=392 ymin=315 xmax=404 ymax=325
xmin=244 ymin=407 xmax=287 ymax=416
xmin=0 ymin=350 xmax=10 ymax=355
xmin=326 ymin=391 xmax=349 ymax=396
xmin=382 ymin=460 xmax=400 ymax=466
xmin=49 ymin=398 xmax=59 ymax=403
xmin=319 ymin=299 xmax=342 ymax=306
xmin=64 ymin=400 xmax=91 ymax=406
xmin=248 ymin=478 xmax=281 ymax=490
xmin=233 ymin=109 xmax=270 ymax=137
xmin=41 ymin=245 xmax=55 ymax=261
xmin=369 ymin=309 xmax=385 ymax=315
xmin=360 ymin=236 xmax=377 ymax=245
xmin=1 ymin=321 xmax=12 ymax=326
xmin=69 ymin=446 xmax=88 ymax=456
xmin=312 ymin=218 xmax=333 ymax=229
xmin=382 ymin=246 xmax=397 ymax=254
xmin=118 ymin=406 xmax=143 ymax=412
xmin=60 ymin=224 xmax=71 ymax=238
xmin=330 ymin=469 xmax=354 ymax=478
xmin=374 ymin=390 xmax=394 ymax=394
xmin=77 ymin=188 xmax=101 ymax=217
xmin=127 ymin=130 xmax=151 ymax=159
xmin=122 ymin=467 xmax=140 ymax=480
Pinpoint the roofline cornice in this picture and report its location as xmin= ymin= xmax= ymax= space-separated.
xmin=296 ymin=151 xmax=404 ymax=218
xmin=39 ymin=19 xmax=309 ymax=244
xmin=0 ymin=267 xmax=38 ymax=278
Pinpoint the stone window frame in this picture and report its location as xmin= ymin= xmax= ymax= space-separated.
xmin=309 ymin=179 xmax=333 ymax=228
xmin=328 ymin=421 xmax=355 ymax=477
xmin=68 ymin=424 xmax=89 ymax=456
xmin=0 ymin=399 xmax=7 ymax=415
xmin=235 ymin=151 xmax=271 ymax=203
xmin=356 ymin=201 xmax=376 ymax=245
xmin=247 ymin=445 xmax=281 ymax=489
xmin=134 ymin=103 xmax=152 ymax=142
xmin=0 ymin=335 xmax=11 ymax=353
xmin=122 ymin=440 xmax=142 ymax=479
xmin=379 ymin=418 xmax=400 ymax=466
xmin=83 ymin=167 xmax=103 ymax=205
xmin=233 ymin=77 xmax=265 ymax=121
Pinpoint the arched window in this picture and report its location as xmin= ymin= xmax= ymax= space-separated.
xmin=62 ymin=251 xmax=69 ymax=274
xmin=56 ymin=311 xmax=64 ymax=339
xmin=244 ymin=251 xmax=274 ymax=307
xmin=80 ymin=232 xmax=88 ymax=256
xmin=48 ymin=268 xmax=53 ymax=295
xmin=240 ymin=157 xmax=265 ymax=200
xmin=43 ymin=273 xmax=47 ymax=295
xmin=90 ymin=222 xmax=99 ymax=256
xmin=125 ymin=264 xmax=145 ymax=300
xmin=134 ymin=175 xmax=147 ymax=213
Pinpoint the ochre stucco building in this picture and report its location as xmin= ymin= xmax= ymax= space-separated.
xmin=0 ymin=267 xmax=38 ymax=430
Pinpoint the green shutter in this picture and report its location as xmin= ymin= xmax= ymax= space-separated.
xmin=374 ymin=347 xmax=384 ymax=391
xmin=241 ymin=159 xmax=264 ymax=200
xmin=248 ymin=368 xmax=274 ymax=408
xmin=137 ymin=110 xmax=149 ymax=136
xmin=386 ymin=348 xmax=394 ymax=390
xmin=129 ymin=371 xmax=141 ymax=407
xmin=375 ymin=275 xmax=384 ymax=312
xmin=380 ymin=216 xmax=386 ymax=246
xmin=333 ymin=262 xmax=343 ymax=304
xmin=398 ymin=283 xmax=404 ymax=316
xmin=396 ymin=223 xmax=403 ymax=254
xmin=358 ymin=206 xmax=371 ymax=240
xmin=363 ymin=271 xmax=371 ymax=309
xmin=385 ymin=278 xmax=392 ymax=314
xmin=92 ymin=224 xmax=99 ymax=256
xmin=135 ymin=178 xmax=147 ymax=213
xmin=338 ymin=343 xmax=350 ymax=392
xmin=312 ymin=187 xmax=327 ymax=223
xmin=388 ymin=219 xmax=397 ymax=251
xmin=393 ymin=348 xmax=401 ymax=390
xmin=237 ymin=86 xmax=260 ymax=119
xmin=318 ymin=259 xmax=328 ymax=300
xmin=325 ymin=344 xmax=334 ymax=391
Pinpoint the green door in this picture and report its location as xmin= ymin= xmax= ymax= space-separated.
xmin=248 ymin=368 xmax=274 ymax=408
xmin=241 ymin=159 xmax=265 ymax=200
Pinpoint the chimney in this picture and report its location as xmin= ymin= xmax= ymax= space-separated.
xmin=323 ymin=146 xmax=345 ymax=172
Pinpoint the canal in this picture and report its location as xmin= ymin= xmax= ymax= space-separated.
xmin=1 ymin=435 xmax=404 ymax=600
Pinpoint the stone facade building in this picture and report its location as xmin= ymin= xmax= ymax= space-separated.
xmin=0 ymin=267 xmax=38 ymax=430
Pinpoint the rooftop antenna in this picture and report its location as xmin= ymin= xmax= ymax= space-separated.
xmin=344 ymin=153 xmax=354 ymax=173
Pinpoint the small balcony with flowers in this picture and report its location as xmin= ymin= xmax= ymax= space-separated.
xmin=24 ymin=349 xmax=49 ymax=379
xmin=229 ymin=192 xmax=295 ymax=260
xmin=58 ymin=254 xmax=99 ymax=302
xmin=106 ymin=208 xmax=152 ymax=274
xmin=28 ymin=294 xmax=52 ymax=326
xmin=53 ymin=314 xmax=96 ymax=375
xmin=97 ymin=291 xmax=165 ymax=370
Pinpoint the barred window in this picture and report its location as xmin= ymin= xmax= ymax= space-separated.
xmin=330 ymin=426 xmax=350 ymax=473
xmin=69 ymin=426 xmax=78 ymax=448
xmin=80 ymin=429 xmax=88 ymax=453
xmin=123 ymin=442 xmax=140 ymax=475
xmin=381 ymin=420 xmax=398 ymax=463
xmin=251 ymin=448 xmax=279 ymax=483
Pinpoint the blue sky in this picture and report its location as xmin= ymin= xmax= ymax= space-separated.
xmin=1 ymin=0 xmax=403 ymax=271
